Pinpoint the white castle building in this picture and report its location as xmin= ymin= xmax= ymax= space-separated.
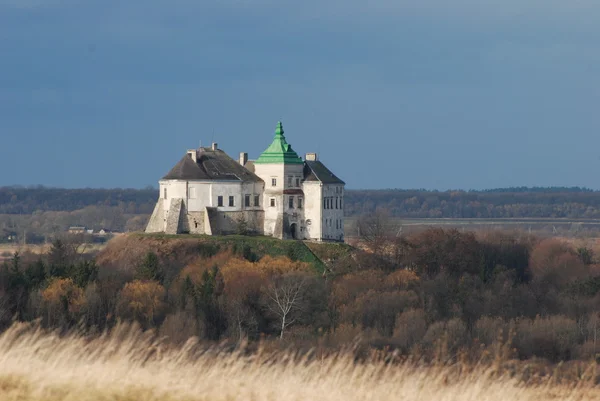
xmin=145 ymin=122 xmax=345 ymax=241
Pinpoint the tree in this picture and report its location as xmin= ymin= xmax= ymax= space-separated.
xmin=135 ymin=252 xmax=164 ymax=284
xmin=192 ymin=267 xmax=226 ymax=340
xmin=265 ymin=273 xmax=308 ymax=339
xmin=117 ymin=280 xmax=165 ymax=328
xmin=235 ymin=214 xmax=249 ymax=236
xmin=357 ymin=208 xmax=397 ymax=255
xmin=41 ymin=278 xmax=86 ymax=327
xmin=577 ymin=247 xmax=594 ymax=265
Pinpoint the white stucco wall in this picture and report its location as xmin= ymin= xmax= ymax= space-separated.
xmin=302 ymin=181 xmax=322 ymax=240
xmin=241 ymin=181 xmax=265 ymax=211
xmin=254 ymin=164 xmax=285 ymax=236
xmin=321 ymin=184 xmax=345 ymax=241
xmin=254 ymin=163 xmax=305 ymax=238
xmin=187 ymin=182 xmax=212 ymax=211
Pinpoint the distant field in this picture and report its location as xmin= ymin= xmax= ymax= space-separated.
xmin=344 ymin=217 xmax=600 ymax=238
xmin=0 ymin=242 xmax=107 ymax=262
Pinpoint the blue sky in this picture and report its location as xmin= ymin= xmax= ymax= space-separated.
xmin=1 ymin=0 xmax=599 ymax=189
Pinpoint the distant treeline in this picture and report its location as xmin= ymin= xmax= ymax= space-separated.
xmin=0 ymin=187 xmax=157 ymax=215
xmin=3 ymin=186 xmax=600 ymax=219
xmin=345 ymin=188 xmax=600 ymax=219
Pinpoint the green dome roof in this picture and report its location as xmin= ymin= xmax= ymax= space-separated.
xmin=255 ymin=122 xmax=303 ymax=164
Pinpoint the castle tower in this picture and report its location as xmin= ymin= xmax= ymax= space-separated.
xmin=253 ymin=122 xmax=305 ymax=239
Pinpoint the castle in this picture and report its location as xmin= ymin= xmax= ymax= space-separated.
xmin=145 ymin=122 xmax=345 ymax=241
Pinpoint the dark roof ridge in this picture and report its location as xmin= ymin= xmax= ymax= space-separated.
xmin=163 ymin=149 xmax=263 ymax=183
xmin=304 ymin=160 xmax=345 ymax=185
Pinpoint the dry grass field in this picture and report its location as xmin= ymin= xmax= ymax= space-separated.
xmin=0 ymin=242 xmax=107 ymax=262
xmin=0 ymin=323 xmax=598 ymax=401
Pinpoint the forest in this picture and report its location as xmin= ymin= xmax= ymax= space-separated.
xmin=2 ymin=228 xmax=600 ymax=364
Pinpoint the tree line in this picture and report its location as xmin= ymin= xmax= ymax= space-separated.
xmin=0 ymin=187 xmax=157 ymax=215
xmin=345 ymin=188 xmax=600 ymax=218
xmin=2 ymin=229 xmax=600 ymax=362
xmin=4 ymin=186 xmax=600 ymax=219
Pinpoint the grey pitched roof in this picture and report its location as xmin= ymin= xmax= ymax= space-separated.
xmin=303 ymin=160 xmax=345 ymax=185
xmin=163 ymin=148 xmax=263 ymax=182
xmin=163 ymin=154 xmax=211 ymax=180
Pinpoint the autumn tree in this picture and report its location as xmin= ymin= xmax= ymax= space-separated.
xmin=220 ymin=259 xmax=266 ymax=340
xmin=117 ymin=280 xmax=165 ymax=328
xmin=41 ymin=278 xmax=86 ymax=327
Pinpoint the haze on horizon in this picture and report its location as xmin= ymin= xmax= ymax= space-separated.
xmin=1 ymin=0 xmax=599 ymax=190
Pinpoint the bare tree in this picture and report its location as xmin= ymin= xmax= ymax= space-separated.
xmin=266 ymin=274 xmax=307 ymax=340
xmin=357 ymin=208 xmax=399 ymax=255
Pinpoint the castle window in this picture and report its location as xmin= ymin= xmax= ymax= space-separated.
xmin=289 ymin=196 xmax=294 ymax=209
xmin=336 ymin=197 xmax=339 ymax=209
xmin=270 ymin=198 xmax=276 ymax=207
xmin=271 ymin=178 xmax=277 ymax=187
xmin=217 ymin=196 xmax=223 ymax=207
xmin=189 ymin=187 xmax=197 ymax=199
xmin=298 ymin=197 xmax=303 ymax=209
xmin=163 ymin=188 xmax=167 ymax=199
xmin=296 ymin=178 xmax=300 ymax=187
xmin=229 ymin=196 xmax=235 ymax=207
xmin=254 ymin=195 xmax=260 ymax=207
xmin=245 ymin=194 xmax=250 ymax=207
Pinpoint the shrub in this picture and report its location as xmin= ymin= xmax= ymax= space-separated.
xmin=473 ymin=316 xmax=508 ymax=346
xmin=513 ymin=315 xmax=580 ymax=362
xmin=393 ymin=308 xmax=427 ymax=352
xmin=159 ymin=311 xmax=201 ymax=344
xmin=422 ymin=319 xmax=468 ymax=354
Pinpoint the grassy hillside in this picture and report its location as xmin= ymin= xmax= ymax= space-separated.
xmin=96 ymin=233 xmax=356 ymax=274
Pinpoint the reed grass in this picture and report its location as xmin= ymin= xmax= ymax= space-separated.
xmin=0 ymin=322 xmax=597 ymax=401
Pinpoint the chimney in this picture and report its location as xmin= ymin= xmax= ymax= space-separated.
xmin=211 ymin=142 xmax=218 ymax=151
xmin=187 ymin=149 xmax=197 ymax=163
xmin=305 ymin=152 xmax=318 ymax=161
xmin=239 ymin=152 xmax=248 ymax=166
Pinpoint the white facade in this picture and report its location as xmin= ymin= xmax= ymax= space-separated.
xmin=146 ymin=124 xmax=345 ymax=241
xmin=254 ymin=162 xmax=306 ymax=239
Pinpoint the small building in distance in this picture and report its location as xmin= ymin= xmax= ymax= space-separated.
xmin=68 ymin=226 xmax=87 ymax=234
xmin=145 ymin=122 xmax=345 ymax=241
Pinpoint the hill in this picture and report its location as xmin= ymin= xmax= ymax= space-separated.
xmin=96 ymin=233 xmax=355 ymax=275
